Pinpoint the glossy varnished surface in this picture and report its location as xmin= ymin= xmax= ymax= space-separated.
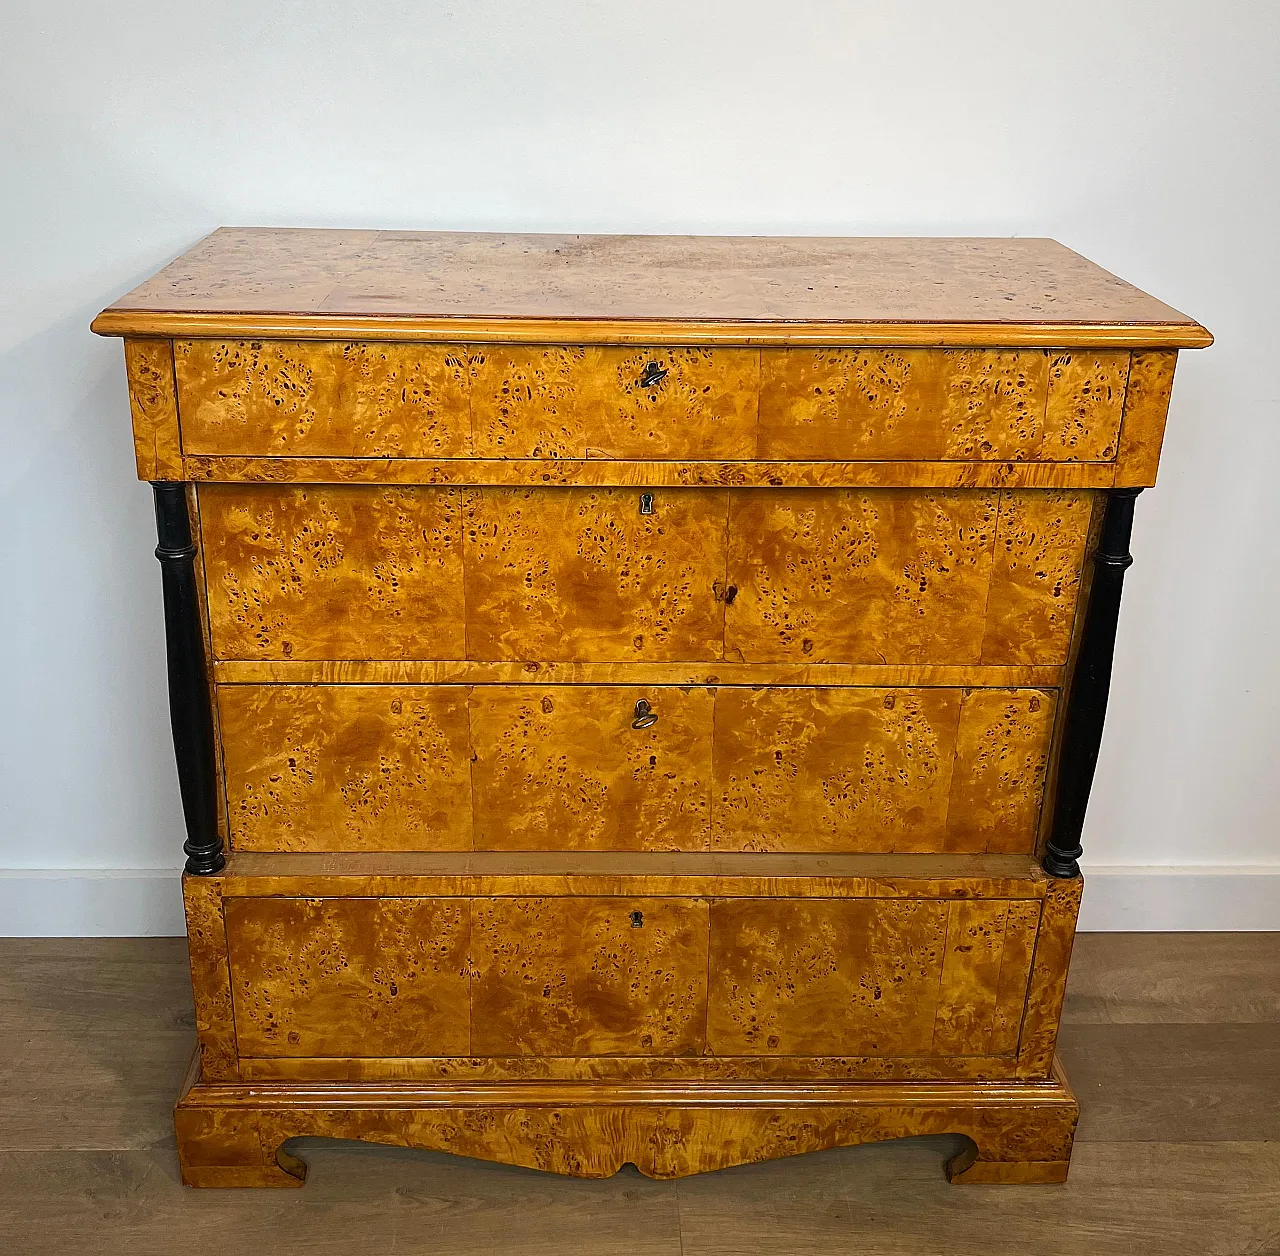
xmin=224 ymin=896 xmax=471 ymax=1057
xmin=189 ymin=856 xmax=1065 ymax=1081
xmin=91 ymin=229 xmax=1211 ymax=347
xmin=176 ymin=339 xmax=472 ymax=457
xmin=470 ymin=345 xmax=759 ymax=459
xmin=197 ymin=484 xmax=1094 ymax=666
xmin=470 ymin=897 xmax=710 ymax=1057
xmin=706 ymin=898 xmax=1037 ymax=1058
xmin=215 ymin=683 xmax=1056 ymax=854
xmin=724 ymin=489 xmax=1092 ymax=665
xmin=198 ymin=484 xmax=466 ymax=660
xmin=758 ymin=349 xmax=1127 ymax=462
xmin=461 ymin=488 xmax=729 ymax=662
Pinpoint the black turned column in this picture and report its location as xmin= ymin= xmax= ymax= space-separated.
xmin=1043 ymin=488 xmax=1143 ymax=879
xmin=152 ymin=483 xmax=225 ymax=875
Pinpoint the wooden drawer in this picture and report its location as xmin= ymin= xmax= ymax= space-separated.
xmin=175 ymin=340 xmax=1130 ymax=465
xmin=199 ymin=484 xmax=1093 ymax=667
xmin=758 ymin=349 xmax=1128 ymax=461
xmin=216 ymin=883 xmax=1043 ymax=1069
xmin=707 ymin=897 xmax=1039 ymax=1057
xmin=217 ymin=683 xmax=1055 ymax=856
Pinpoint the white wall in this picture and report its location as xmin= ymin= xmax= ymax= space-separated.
xmin=2 ymin=1 xmax=1277 ymax=933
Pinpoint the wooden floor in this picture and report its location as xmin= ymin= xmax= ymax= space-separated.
xmin=1 ymin=934 xmax=1277 ymax=1255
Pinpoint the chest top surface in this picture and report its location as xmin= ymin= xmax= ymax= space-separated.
xmin=92 ymin=229 xmax=1210 ymax=347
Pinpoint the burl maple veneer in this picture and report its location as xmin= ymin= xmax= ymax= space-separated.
xmin=93 ymin=230 xmax=1210 ymax=1188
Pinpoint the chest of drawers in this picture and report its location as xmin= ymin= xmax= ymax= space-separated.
xmin=94 ymin=230 xmax=1209 ymax=1187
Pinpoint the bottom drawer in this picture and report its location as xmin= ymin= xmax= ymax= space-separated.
xmin=201 ymin=855 xmax=1076 ymax=1082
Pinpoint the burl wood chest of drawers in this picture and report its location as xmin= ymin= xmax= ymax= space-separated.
xmin=93 ymin=230 xmax=1210 ymax=1187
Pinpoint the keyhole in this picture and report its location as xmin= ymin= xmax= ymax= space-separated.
xmin=630 ymin=910 xmax=644 ymax=928
xmin=639 ymin=492 xmax=654 ymax=515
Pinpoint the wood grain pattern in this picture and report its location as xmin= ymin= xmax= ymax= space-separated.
xmin=217 ymin=683 xmax=473 ymax=851
xmin=463 ymin=488 xmax=728 ymax=661
xmin=707 ymin=898 xmax=948 ymax=1056
xmin=182 ymin=454 xmax=1122 ymax=489
xmin=216 ymin=849 xmax=1050 ymax=901
xmin=470 ymin=897 xmax=709 ymax=1057
xmin=706 ymin=896 xmax=1038 ymax=1059
xmin=198 ymin=484 xmax=465 ymax=660
xmin=93 ymin=228 xmax=1210 ymax=348
xmin=1114 ymin=349 xmax=1179 ymax=487
xmin=175 ymin=340 xmax=471 ymax=457
xmin=174 ymin=1062 xmax=1079 ymax=1186
xmin=1043 ymin=351 xmax=1129 ymax=461
xmin=181 ymin=875 xmax=237 ymax=1081
xmin=470 ymin=345 xmax=758 ymax=459
xmin=930 ymin=900 xmax=1040 ymax=1056
xmin=469 ymin=685 xmax=714 ymax=851
xmin=758 ymin=349 xmax=1054 ymax=461
xmin=945 ymin=688 xmax=1057 ymax=852
xmin=981 ymin=490 xmax=1094 ymax=665
xmin=711 ymin=687 xmax=960 ymax=852
xmin=238 ymin=1052 xmax=1029 ymax=1084
xmin=723 ymin=489 xmax=1087 ymax=665
xmin=215 ymin=659 xmax=1064 ymax=687
xmin=1017 ymin=876 xmax=1084 ymax=1079
xmin=215 ymin=682 xmax=1054 ymax=856
xmin=712 ymin=686 xmax=1056 ymax=854
xmin=224 ymin=896 xmax=470 ymax=1058
xmin=123 ymin=338 xmax=182 ymax=479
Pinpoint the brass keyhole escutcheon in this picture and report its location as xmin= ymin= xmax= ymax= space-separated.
xmin=630 ymin=910 xmax=644 ymax=928
xmin=632 ymin=698 xmax=658 ymax=729
xmin=639 ymin=492 xmax=655 ymax=515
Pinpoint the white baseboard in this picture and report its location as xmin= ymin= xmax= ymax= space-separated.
xmin=0 ymin=866 xmax=1276 ymax=936
xmin=0 ymin=869 xmax=185 ymax=936
xmin=1076 ymin=865 xmax=1280 ymax=931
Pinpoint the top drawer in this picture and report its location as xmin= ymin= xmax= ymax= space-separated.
xmin=173 ymin=340 xmax=1131 ymax=464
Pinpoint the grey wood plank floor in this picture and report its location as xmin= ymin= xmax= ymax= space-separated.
xmin=0 ymin=934 xmax=1277 ymax=1255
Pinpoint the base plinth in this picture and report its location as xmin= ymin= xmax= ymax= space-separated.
xmin=174 ymin=1052 xmax=1079 ymax=1187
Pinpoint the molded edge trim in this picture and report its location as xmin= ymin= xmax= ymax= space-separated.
xmin=90 ymin=310 xmax=1215 ymax=349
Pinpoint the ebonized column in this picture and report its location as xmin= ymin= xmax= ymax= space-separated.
xmin=1043 ymin=488 xmax=1142 ymax=879
xmin=152 ymin=483 xmax=224 ymax=875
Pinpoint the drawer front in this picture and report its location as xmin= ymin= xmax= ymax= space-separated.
xmin=707 ymin=897 xmax=1039 ymax=1057
xmin=200 ymin=485 xmax=1092 ymax=667
xmin=470 ymin=897 xmax=709 ymax=1056
xmin=174 ymin=341 xmax=1129 ymax=465
xmin=177 ymin=340 xmax=472 ymax=457
xmin=758 ymin=348 xmax=1127 ymax=461
xmin=220 ymin=892 xmax=1040 ymax=1065
xmin=224 ymin=896 xmax=471 ymax=1058
xmin=199 ymin=484 xmax=466 ymax=661
xmin=470 ymin=346 xmax=758 ymax=458
xmin=725 ymin=489 xmax=1093 ymax=665
xmin=217 ymin=683 xmax=1053 ymax=856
